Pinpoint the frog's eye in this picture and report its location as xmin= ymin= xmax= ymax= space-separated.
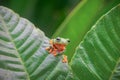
xmin=56 ymin=37 xmax=61 ymax=42
xmin=67 ymin=39 xmax=70 ymax=43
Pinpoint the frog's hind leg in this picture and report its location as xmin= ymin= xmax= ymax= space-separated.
xmin=62 ymin=55 xmax=68 ymax=63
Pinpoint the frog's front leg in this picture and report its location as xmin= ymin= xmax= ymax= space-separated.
xmin=46 ymin=46 xmax=50 ymax=51
xmin=46 ymin=46 xmax=52 ymax=53
xmin=62 ymin=55 xmax=68 ymax=63
xmin=52 ymin=49 xmax=57 ymax=56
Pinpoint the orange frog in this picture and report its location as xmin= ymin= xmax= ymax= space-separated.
xmin=46 ymin=37 xmax=70 ymax=63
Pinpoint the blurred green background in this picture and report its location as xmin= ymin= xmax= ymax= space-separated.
xmin=0 ymin=0 xmax=80 ymax=37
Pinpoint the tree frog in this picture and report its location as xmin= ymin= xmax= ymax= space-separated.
xmin=46 ymin=37 xmax=70 ymax=63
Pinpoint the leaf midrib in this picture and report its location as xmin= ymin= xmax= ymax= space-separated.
xmin=109 ymin=57 xmax=120 ymax=80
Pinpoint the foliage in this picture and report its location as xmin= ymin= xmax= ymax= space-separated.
xmin=71 ymin=4 xmax=120 ymax=80
xmin=0 ymin=0 xmax=120 ymax=80
xmin=53 ymin=0 xmax=120 ymax=60
xmin=0 ymin=6 xmax=72 ymax=80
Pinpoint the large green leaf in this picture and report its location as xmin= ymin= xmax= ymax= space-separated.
xmin=0 ymin=6 xmax=73 ymax=80
xmin=53 ymin=0 xmax=120 ymax=61
xmin=71 ymin=4 xmax=120 ymax=80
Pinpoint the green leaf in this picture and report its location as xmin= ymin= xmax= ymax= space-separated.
xmin=0 ymin=6 xmax=73 ymax=80
xmin=71 ymin=4 xmax=120 ymax=80
xmin=53 ymin=0 xmax=120 ymax=61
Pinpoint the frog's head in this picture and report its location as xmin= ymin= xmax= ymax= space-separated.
xmin=53 ymin=37 xmax=70 ymax=45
